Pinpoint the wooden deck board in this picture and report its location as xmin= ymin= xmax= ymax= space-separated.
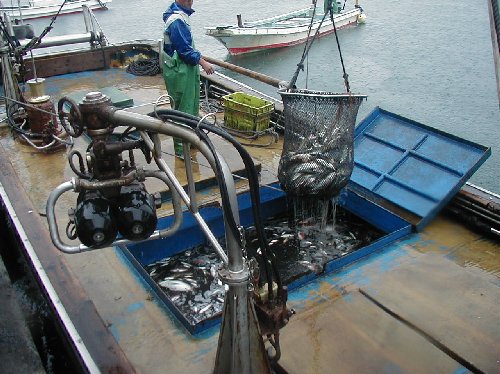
xmin=0 ymin=143 xmax=135 ymax=372
xmin=278 ymin=291 xmax=464 ymax=374
xmin=361 ymin=253 xmax=500 ymax=373
xmin=65 ymin=247 xmax=219 ymax=374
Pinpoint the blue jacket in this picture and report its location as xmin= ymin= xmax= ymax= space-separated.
xmin=163 ymin=2 xmax=201 ymax=65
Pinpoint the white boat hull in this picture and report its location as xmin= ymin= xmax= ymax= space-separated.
xmin=0 ymin=0 xmax=111 ymax=20
xmin=206 ymin=8 xmax=362 ymax=55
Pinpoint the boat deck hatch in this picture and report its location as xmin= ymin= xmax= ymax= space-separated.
xmin=120 ymin=107 xmax=491 ymax=335
xmin=348 ymin=107 xmax=491 ymax=230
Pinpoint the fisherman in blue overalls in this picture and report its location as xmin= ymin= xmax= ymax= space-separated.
xmin=162 ymin=0 xmax=214 ymax=156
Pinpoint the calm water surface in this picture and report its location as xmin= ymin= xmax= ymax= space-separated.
xmin=29 ymin=0 xmax=500 ymax=191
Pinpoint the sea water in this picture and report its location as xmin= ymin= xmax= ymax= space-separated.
xmin=27 ymin=0 xmax=500 ymax=192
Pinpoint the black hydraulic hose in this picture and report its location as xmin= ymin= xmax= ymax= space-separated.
xmin=157 ymin=112 xmax=276 ymax=300
xmin=68 ymin=149 xmax=91 ymax=179
xmin=150 ymin=112 xmax=243 ymax=250
xmin=5 ymin=103 xmax=45 ymax=138
xmin=198 ymin=123 xmax=283 ymax=297
xmin=154 ymin=113 xmax=274 ymax=292
xmin=189 ymin=125 xmax=282 ymax=298
xmin=153 ymin=109 xmax=283 ymax=301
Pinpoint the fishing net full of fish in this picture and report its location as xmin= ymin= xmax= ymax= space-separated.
xmin=278 ymin=89 xmax=365 ymax=199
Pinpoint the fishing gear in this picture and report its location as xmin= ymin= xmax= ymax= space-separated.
xmin=126 ymin=57 xmax=161 ymax=76
xmin=279 ymin=0 xmax=366 ymax=199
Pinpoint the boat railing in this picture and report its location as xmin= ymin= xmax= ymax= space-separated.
xmin=3 ymin=5 xmax=105 ymax=51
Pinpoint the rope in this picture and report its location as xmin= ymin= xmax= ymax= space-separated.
xmin=288 ymin=3 xmax=329 ymax=88
xmin=88 ymin=9 xmax=109 ymax=45
xmin=126 ymin=57 xmax=161 ymax=76
xmin=287 ymin=0 xmax=351 ymax=92
xmin=328 ymin=3 xmax=350 ymax=92
xmin=96 ymin=0 xmax=108 ymax=9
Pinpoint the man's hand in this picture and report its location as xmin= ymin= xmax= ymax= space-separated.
xmin=200 ymin=58 xmax=214 ymax=75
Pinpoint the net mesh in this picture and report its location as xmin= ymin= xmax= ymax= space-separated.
xmin=278 ymin=89 xmax=365 ymax=199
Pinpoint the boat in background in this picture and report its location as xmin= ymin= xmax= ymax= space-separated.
xmin=205 ymin=1 xmax=365 ymax=55
xmin=0 ymin=0 xmax=111 ymax=20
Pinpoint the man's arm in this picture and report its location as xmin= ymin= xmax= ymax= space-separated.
xmin=168 ymin=19 xmax=201 ymax=65
xmin=168 ymin=20 xmax=214 ymax=74
xmin=199 ymin=57 xmax=214 ymax=74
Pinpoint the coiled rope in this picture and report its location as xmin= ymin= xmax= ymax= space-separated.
xmin=126 ymin=57 xmax=161 ymax=76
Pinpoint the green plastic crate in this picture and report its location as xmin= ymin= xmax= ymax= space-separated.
xmin=222 ymin=92 xmax=274 ymax=132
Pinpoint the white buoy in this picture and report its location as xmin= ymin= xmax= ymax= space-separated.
xmin=357 ymin=13 xmax=367 ymax=24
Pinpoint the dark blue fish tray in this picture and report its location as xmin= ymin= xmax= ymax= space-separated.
xmin=119 ymin=107 xmax=490 ymax=335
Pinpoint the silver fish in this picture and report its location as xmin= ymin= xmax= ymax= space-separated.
xmin=170 ymin=267 xmax=190 ymax=273
xmin=199 ymin=304 xmax=211 ymax=314
xmin=210 ymin=265 xmax=217 ymax=278
xmin=158 ymin=279 xmax=194 ymax=292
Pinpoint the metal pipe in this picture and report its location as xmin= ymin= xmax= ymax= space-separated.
xmin=144 ymin=170 xmax=183 ymax=239
xmin=153 ymin=146 xmax=230 ymax=264
xmin=487 ymin=0 xmax=500 ymax=105
xmin=183 ymin=142 xmax=199 ymax=213
xmin=18 ymin=33 xmax=93 ymax=49
xmin=217 ymin=147 xmax=243 ymax=272
xmin=3 ymin=13 xmax=14 ymax=36
xmin=82 ymin=5 xmax=92 ymax=34
xmin=46 ymin=171 xmax=184 ymax=253
xmin=113 ymin=110 xmax=268 ymax=372
xmin=77 ymin=170 xmax=137 ymax=190
xmin=46 ymin=181 xmax=82 ymax=253
xmin=0 ymin=37 xmax=20 ymax=106
xmin=203 ymin=56 xmax=284 ymax=88
xmin=113 ymin=109 xmax=243 ymax=270
xmin=139 ymin=127 xmax=230 ymax=264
